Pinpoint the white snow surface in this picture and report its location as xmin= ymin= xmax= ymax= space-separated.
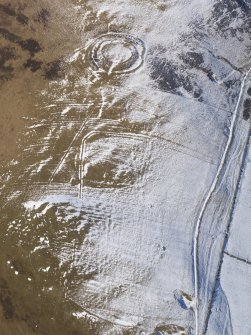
xmin=226 ymin=142 xmax=251 ymax=261
xmin=221 ymin=140 xmax=251 ymax=335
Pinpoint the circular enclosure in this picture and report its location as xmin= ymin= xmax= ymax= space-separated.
xmin=88 ymin=33 xmax=145 ymax=75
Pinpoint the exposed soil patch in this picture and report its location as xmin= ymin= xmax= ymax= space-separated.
xmin=34 ymin=8 xmax=50 ymax=27
xmin=210 ymin=0 xmax=251 ymax=38
xmin=0 ymin=3 xmax=29 ymax=25
xmin=181 ymin=51 xmax=216 ymax=82
xmin=0 ymin=27 xmax=20 ymax=43
xmin=18 ymin=38 xmax=42 ymax=56
xmin=23 ymin=58 xmax=43 ymax=72
xmin=181 ymin=51 xmax=204 ymax=68
xmin=0 ymin=28 xmax=42 ymax=56
xmin=149 ymin=56 xmax=202 ymax=99
xmin=0 ymin=279 xmax=15 ymax=320
xmin=0 ymin=46 xmax=16 ymax=82
xmin=243 ymin=98 xmax=251 ymax=120
xmin=44 ymin=60 xmax=62 ymax=80
xmin=152 ymin=324 xmax=186 ymax=335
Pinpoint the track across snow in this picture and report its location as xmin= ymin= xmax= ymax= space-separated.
xmin=193 ymin=66 xmax=251 ymax=335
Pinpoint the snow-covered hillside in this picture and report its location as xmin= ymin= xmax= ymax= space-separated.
xmin=0 ymin=1 xmax=251 ymax=334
